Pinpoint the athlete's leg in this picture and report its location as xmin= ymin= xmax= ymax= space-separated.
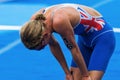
xmin=70 ymin=31 xmax=115 ymax=80
xmin=89 ymin=71 xmax=104 ymax=80
xmin=70 ymin=67 xmax=82 ymax=80
xmin=88 ymin=31 xmax=115 ymax=80
xmin=70 ymin=68 xmax=104 ymax=80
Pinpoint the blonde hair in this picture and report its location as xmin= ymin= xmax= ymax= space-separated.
xmin=20 ymin=14 xmax=46 ymax=49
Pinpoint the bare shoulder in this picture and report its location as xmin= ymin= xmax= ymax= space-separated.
xmin=52 ymin=11 xmax=70 ymax=35
xmin=53 ymin=12 xmax=67 ymax=25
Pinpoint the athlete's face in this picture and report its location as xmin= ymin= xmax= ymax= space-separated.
xmin=35 ymin=33 xmax=51 ymax=50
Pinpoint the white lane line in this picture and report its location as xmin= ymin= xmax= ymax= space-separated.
xmin=0 ymin=25 xmax=21 ymax=31
xmin=0 ymin=39 xmax=21 ymax=55
xmin=92 ymin=0 xmax=113 ymax=8
xmin=113 ymin=28 xmax=120 ymax=33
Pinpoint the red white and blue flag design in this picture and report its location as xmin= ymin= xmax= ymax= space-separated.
xmin=77 ymin=7 xmax=105 ymax=33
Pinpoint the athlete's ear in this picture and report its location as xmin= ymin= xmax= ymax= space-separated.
xmin=42 ymin=31 xmax=51 ymax=39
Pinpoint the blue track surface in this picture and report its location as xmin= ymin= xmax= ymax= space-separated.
xmin=0 ymin=0 xmax=120 ymax=80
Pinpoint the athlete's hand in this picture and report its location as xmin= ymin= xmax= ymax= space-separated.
xmin=65 ymin=73 xmax=73 ymax=80
xmin=82 ymin=76 xmax=91 ymax=80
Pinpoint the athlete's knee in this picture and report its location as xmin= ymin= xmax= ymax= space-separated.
xmin=70 ymin=67 xmax=82 ymax=80
xmin=89 ymin=70 xmax=104 ymax=80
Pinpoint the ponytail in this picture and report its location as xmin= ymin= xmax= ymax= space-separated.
xmin=35 ymin=14 xmax=46 ymax=21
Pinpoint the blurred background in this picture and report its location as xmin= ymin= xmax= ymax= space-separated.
xmin=0 ymin=0 xmax=120 ymax=80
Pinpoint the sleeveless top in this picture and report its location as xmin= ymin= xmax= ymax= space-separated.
xmin=43 ymin=3 xmax=113 ymax=47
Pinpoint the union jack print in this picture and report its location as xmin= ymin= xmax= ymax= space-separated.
xmin=77 ymin=7 xmax=105 ymax=33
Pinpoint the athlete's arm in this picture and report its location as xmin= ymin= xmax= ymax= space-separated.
xmin=48 ymin=35 xmax=71 ymax=76
xmin=53 ymin=13 xmax=89 ymax=77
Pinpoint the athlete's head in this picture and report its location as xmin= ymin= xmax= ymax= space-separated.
xmin=20 ymin=14 xmax=49 ymax=50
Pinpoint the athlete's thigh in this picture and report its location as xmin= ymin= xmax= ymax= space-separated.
xmin=88 ymin=32 xmax=115 ymax=72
